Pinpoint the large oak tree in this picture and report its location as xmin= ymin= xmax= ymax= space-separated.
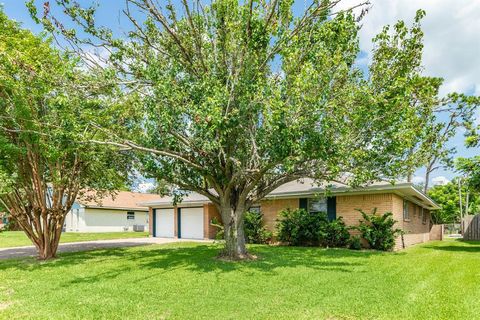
xmin=33 ymin=0 xmax=439 ymax=259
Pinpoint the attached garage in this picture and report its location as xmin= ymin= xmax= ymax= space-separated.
xmin=152 ymin=206 xmax=206 ymax=239
xmin=179 ymin=207 xmax=204 ymax=239
xmin=154 ymin=208 xmax=175 ymax=238
xmin=142 ymin=194 xmax=221 ymax=240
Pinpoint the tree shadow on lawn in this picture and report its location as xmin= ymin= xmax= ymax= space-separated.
xmin=422 ymin=239 xmax=480 ymax=253
xmin=53 ymin=245 xmax=389 ymax=287
xmin=0 ymin=243 xmax=388 ymax=280
xmin=423 ymin=240 xmax=480 ymax=253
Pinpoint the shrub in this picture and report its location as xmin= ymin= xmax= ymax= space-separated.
xmin=356 ymin=209 xmax=403 ymax=251
xmin=349 ymin=235 xmax=362 ymax=250
xmin=276 ymin=208 xmax=328 ymax=246
xmin=318 ymin=217 xmax=351 ymax=248
xmin=244 ymin=211 xmax=272 ymax=244
xmin=210 ymin=217 xmax=224 ymax=241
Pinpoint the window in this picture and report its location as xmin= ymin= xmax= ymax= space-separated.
xmin=127 ymin=211 xmax=135 ymax=220
xmin=249 ymin=206 xmax=261 ymax=214
xmin=403 ymin=200 xmax=409 ymax=220
xmin=422 ymin=208 xmax=427 ymax=224
xmin=309 ymin=198 xmax=327 ymax=213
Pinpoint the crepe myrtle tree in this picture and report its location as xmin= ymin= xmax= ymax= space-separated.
xmin=0 ymin=11 xmax=130 ymax=260
xmin=32 ymin=0 xmax=435 ymax=259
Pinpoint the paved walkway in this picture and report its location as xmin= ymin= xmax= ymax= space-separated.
xmin=0 ymin=237 xmax=210 ymax=260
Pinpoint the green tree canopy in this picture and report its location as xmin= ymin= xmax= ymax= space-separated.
xmin=428 ymin=180 xmax=480 ymax=224
xmin=370 ymin=17 xmax=480 ymax=191
xmin=0 ymin=10 xmax=130 ymax=259
xmin=32 ymin=0 xmax=444 ymax=259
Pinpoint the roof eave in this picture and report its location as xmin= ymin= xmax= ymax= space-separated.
xmin=84 ymin=205 xmax=149 ymax=212
xmin=265 ymin=183 xmax=440 ymax=210
xmin=138 ymin=200 xmax=208 ymax=208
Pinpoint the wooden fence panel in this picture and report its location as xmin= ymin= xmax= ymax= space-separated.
xmin=464 ymin=215 xmax=480 ymax=240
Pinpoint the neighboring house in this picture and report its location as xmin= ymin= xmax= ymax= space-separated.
xmin=0 ymin=212 xmax=7 ymax=229
xmin=64 ymin=191 xmax=160 ymax=232
xmin=140 ymin=179 xmax=441 ymax=250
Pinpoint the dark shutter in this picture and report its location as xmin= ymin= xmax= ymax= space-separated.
xmin=327 ymin=197 xmax=336 ymax=221
xmin=177 ymin=208 xmax=182 ymax=238
xmin=299 ymin=198 xmax=308 ymax=211
xmin=152 ymin=209 xmax=157 ymax=237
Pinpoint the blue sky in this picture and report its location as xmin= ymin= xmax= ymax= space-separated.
xmin=2 ymin=0 xmax=479 ymax=189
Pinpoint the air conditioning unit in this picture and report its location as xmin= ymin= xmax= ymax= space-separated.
xmin=133 ymin=225 xmax=145 ymax=232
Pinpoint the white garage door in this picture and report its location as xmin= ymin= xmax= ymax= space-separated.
xmin=155 ymin=208 xmax=174 ymax=238
xmin=180 ymin=207 xmax=204 ymax=239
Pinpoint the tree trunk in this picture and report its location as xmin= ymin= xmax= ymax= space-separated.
xmin=38 ymin=241 xmax=56 ymax=260
xmin=407 ymin=172 xmax=413 ymax=183
xmin=218 ymin=202 xmax=251 ymax=260
xmin=37 ymin=216 xmax=65 ymax=260
xmin=14 ymin=211 xmax=67 ymax=260
xmin=424 ymin=169 xmax=430 ymax=193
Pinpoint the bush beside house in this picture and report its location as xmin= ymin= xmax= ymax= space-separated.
xmin=276 ymin=208 xmax=401 ymax=251
xmin=356 ymin=209 xmax=403 ymax=251
xmin=244 ymin=211 xmax=272 ymax=244
xmin=276 ymin=209 xmax=352 ymax=248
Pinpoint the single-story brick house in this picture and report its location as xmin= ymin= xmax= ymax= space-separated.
xmin=64 ymin=191 xmax=159 ymax=232
xmin=140 ymin=179 xmax=441 ymax=249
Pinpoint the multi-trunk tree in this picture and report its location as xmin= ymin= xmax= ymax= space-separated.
xmin=33 ymin=0 xmax=442 ymax=259
xmin=0 ymin=11 xmax=130 ymax=259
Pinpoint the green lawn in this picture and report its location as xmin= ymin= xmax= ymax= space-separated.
xmin=0 ymin=231 xmax=149 ymax=248
xmin=1 ymin=240 xmax=480 ymax=319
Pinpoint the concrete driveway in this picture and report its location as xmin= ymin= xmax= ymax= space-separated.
xmin=0 ymin=237 xmax=210 ymax=260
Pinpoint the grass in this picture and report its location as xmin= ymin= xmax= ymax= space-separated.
xmin=1 ymin=239 xmax=480 ymax=319
xmin=0 ymin=231 xmax=149 ymax=248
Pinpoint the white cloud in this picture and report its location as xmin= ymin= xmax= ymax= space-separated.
xmin=81 ymin=46 xmax=111 ymax=69
xmin=432 ymin=176 xmax=450 ymax=186
xmin=337 ymin=0 xmax=480 ymax=96
xmin=135 ymin=182 xmax=155 ymax=193
xmin=412 ymin=175 xmax=425 ymax=184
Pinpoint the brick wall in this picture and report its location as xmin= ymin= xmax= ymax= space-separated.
xmin=260 ymin=198 xmax=299 ymax=231
xmin=147 ymin=192 xmax=437 ymax=248
xmin=430 ymin=224 xmax=444 ymax=241
xmin=205 ymin=203 xmax=222 ymax=239
xmin=391 ymin=194 xmax=432 ymax=250
xmin=336 ymin=193 xmax=394 ymax=235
